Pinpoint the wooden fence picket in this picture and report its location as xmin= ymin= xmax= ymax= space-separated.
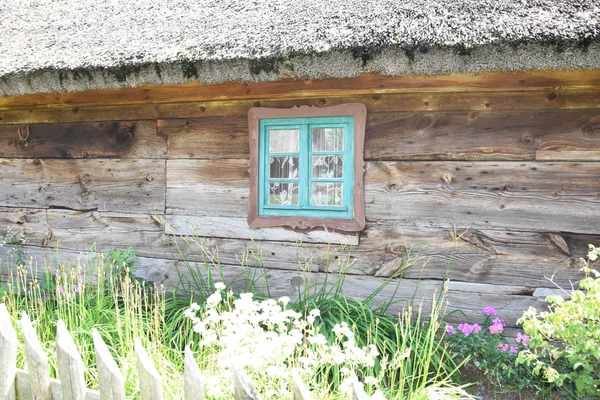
xmin=352 ymin=382 xmax=371 ymax=400
xmin=1 ymin=310 xmax=327 ymax=400
xmin=92 ymin=329 xmax=126 ymax=400
xmin=291 ymin=369 xmax=312 ymax=400
xmin=0 ymin=304 xmax=17 ymax=400
xmin=56 ymin=319 xmax=86 ymax=400
xmin=135 ymin=339 xmax=163 ymax=400
xmin=232 ymin=366 xmax=260 ymax=400
xmin=184 ymin=345 xmax=205 ymax=400
xmin=20 ymin=312 xmax=52 ymax=400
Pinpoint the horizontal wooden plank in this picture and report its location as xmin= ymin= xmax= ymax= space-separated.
xmin=166 ymin=159 xmax=600 ymax=234
xmin=1 ymin=90 xmax=598 ymax=125
xmin=366 ymin=110 xmax=600 ymax=161
xmin=0 ymin=244 xmax=544 ymax=328
xmin=160 ymin=109 xmax=600 ymax=161
xmin=0 ymin=208 xmax=590 ymax=288
xmin=3 ymin=70 xmax=599 ymax=111
xmin=364 ymin=161 xmax=600 ymax=234
xmin=536 ymin=150 xmax=600 ymax=161
xmin=161 ymin=117 xmax=249 ymax=159
xmin=16 ymin=370 xmax=100 ymax=400
xmin=166 ymin=159 xmax=248 ymax=217
xmin=0 ymin=121 xmax=165 ymax=159
xmin=165 ymin=215 xmax=359 ymax=245
xmin=0 ymin=159 xmax=166 ymax=213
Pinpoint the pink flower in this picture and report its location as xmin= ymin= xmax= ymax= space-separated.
xmin=489 ymin=323 xmax=504 ymax=335
xmin=492 ymin=318 xmax=505 ymax=327
xmin=458 ymin=323 xmax=473 ymax=337
xmin=516 ymin=333 xmax=530 ymax=346
xmin=446 ymin=325 xmax=456 ymax=335
xmin=472 ymin=323 xmax=482 ymax=334
xmin=498 ymin=343 xmax=509 ymax=352
xmin=509 ymin=346 xmax=518 ymax=354
xmin=482 ymin=306 xmax=497 ymax=316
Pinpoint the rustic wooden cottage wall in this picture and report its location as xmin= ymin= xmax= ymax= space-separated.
xmin=0 ymin=71 xmax=599 ymax=330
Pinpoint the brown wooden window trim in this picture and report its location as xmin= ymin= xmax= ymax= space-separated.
xmin=248 ymin=103 xmax=366 ymax=232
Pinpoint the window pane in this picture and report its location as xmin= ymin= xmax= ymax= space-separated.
xmin=311 ymin=182 xmax=343 ymax=206
xmin=269 ymin=129 xmax=300 ymax=153
xmin=312 ymin=128 xmax=344 ymax=152
xmin=312 ymin=155 xmax=343 ymax=179
xmin=269 ymin=156 xmax=299 ymax=179
xmin=268 ymin=182 xmax=299 ymax=205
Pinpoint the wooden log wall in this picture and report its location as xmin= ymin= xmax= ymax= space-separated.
xmin=1 ymin=71 xmax=599 ymax=329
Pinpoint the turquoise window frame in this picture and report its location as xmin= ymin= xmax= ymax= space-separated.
xmin=248 ymin=104 xmax=366 ymax=232
xmin=258 ymin=117 xmax=355 ymax=219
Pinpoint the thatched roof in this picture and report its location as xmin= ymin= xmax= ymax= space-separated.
xmin=1 ymin=0 xmax=599 ymax=96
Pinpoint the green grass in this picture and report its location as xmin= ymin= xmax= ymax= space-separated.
xmin=1 ymin=239 xmax=471 ymax=399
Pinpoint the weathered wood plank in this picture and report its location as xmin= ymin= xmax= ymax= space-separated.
xmin=0 ymin=209 xmax=591 ymax=289
xmin=0 ymin=304 xmax=18 ymax=400
xmin=1 ymin=90 xmax=598 ymax=125
xmin=184 ymin=346 xmax=205 ymax=400
xmin=135 ymin=339 xmax=163 ymax=400
xmin=166 ymin=159 xmax=248 ymax=217
xmin=20 ymin=312 xmax=53 ymax=400
xmin=56 ymin=320 xmax=86 ymax=400
xmin=161 ymin=117 xmax=249 ymax=159
xmin=15 ymin=370 xmax=100 ymax=400
xmin=0 ymin=121 xmax=165 ymax=159
xmin=4 ymin=71 xmax=599 ymax=110
xmin=291 ymin=369 xmax=312 ymax=400
xmin=44 ymin=210 xmax=165 ymax=254
xmin=365 ymin=110 xmax=600 ymax=161
xmin=232 ymin=366 xmax=259 ymax=400
xmin=0 ymin=159 xmax=166 ymax=213
xmin=92 ymin=329 xmax=126 ymax=400
xmin=535 ymin=150 xmax=600 ymax=161
xmin=165 ymin=215 xmax=358 ymax=245
xmin=165 ymin=159 xmax=600 ymax=234
xmin=364 ymin=161 xmax=600 ymax=234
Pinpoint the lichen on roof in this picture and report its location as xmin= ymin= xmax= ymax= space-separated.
xmin=1 ymin=0 xmax=599 ymax=96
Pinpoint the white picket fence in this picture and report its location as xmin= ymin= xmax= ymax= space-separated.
xmin=0 ymin=304 xmax=371 ymax=400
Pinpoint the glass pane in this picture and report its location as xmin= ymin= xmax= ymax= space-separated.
xmin=312 ymin=155 xmax=343 ymax=179
xmin=311 ymin=182 xmax=343 ymax=206
xmin=269 ymin=156 xmax=299 ymax=179
xmin=268 ymin=182 xmax=299 ymax=206
xmin=312 ymin=128 xmax=344 ymax=152
xmin=269 ymin=129 xmax=300 ymax=153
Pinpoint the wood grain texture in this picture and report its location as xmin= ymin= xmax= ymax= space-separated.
xmin=161 ymin=117 xmax=249 ymax=159
xmin=0 ymin=121 xmax=165 ymax=159
xmin=364 ymin=161 xmax=600 ymax=234
xmin=135 ymin=340 xmax=164 ymax=400
xmin=166 ymin=159 xmax=248 ymax=217
xmin=165 ymin=158 xmax=600 ymax=234
xmin=56 ymin=320 xmax=86 ymax=400
xmin=0 ymin=159 xmax=166 ymax=213
xmin=92 ymin=330 xmax=126 ymax=400
xmin=536 ymin=150 xmax=600 ymax=161
xmin=20 ymin=313 xmax=52 ymax=400
xmin=3 ymin=70 xmax=600 ymax=110
xmin=165 ymin=215 xmax=358 ymax=245
xmin=365 ymin=110 xmax=600 ymax=161
xmin=1 ymin=90 xmax=598 ymax=125
xmin=0 ymin=304 xmax=17 ymax=400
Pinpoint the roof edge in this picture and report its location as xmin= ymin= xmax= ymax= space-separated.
xmin=2 ymin=41 xmax=600 ymax=98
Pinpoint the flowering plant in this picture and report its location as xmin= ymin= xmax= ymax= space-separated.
xmin=444 ymin=307 xmax=531 ymax=390
xmin=517 ymin=244 xmax=600 ymax=398
xmin=184 ymin=284 xmax=384 ymax=399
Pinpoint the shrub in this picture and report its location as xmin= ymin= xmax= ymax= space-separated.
xmin=517 ymin=244 xmax=600 ymax=398
xmin=444 ymin=307 xmax=533 ymax=392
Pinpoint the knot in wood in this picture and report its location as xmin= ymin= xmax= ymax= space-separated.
xmin=441 ymin=173 xmax=455 ymax=184
xmin=78 ymin=173 xmax=92 ymax=186
xmin=117 ymin=124 xmax=135 ymax=143
xmin=146 ymin=174 xmax=154 ymax=182
xmin=290 ymin=277 xmax=303 ymax=286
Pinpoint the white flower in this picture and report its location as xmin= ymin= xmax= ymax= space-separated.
xmin=278 ymin=296 xmax=290 ymax=306
xmin=214 ymin=282 xmax=226 ymax=290
xmin=364 ymin=376 xmax=378 ymax=385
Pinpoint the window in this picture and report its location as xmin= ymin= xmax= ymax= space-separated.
xmin=248 ymin=104 xmax=366 ymax=232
